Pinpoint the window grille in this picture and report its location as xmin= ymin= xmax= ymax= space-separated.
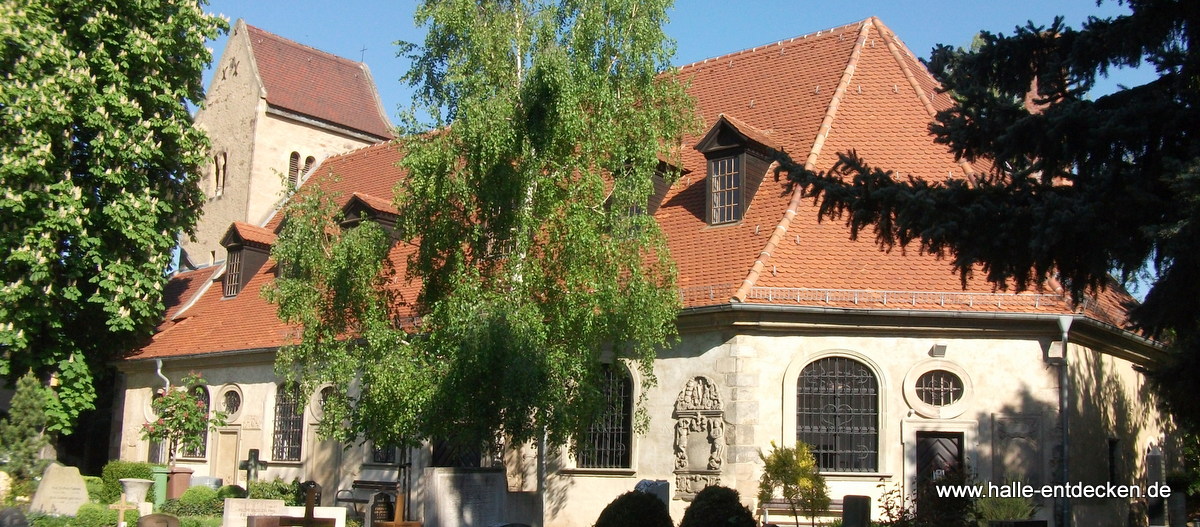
xmin=181 ymin=386 xmax=210 ymax=458
xmin=223 ymin=389 xmax=242 ymax=415
xmin=288 ymin=152 xmax=301 ymax=188
xmin=578 ymin=365 xmax=633 ymax=468
xmin=272 ymin=384 xmax=303 ymax=461
xmin=372 ymin=444 xmax=407 ymax=465
xmin=709 ymin=155 xmax=742 ymax=224
xmin=915 ymin=370 xmax=963 ymax=406
xmin=224 ymin=249 xmax=242 ymax=296
xmin=797 ymin=357 xmax=879 ymax=472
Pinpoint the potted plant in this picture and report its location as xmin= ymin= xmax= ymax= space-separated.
xmin=141 ymin=372 xmax=226 ymax=498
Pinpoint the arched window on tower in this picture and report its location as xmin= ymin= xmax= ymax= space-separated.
xmin=287 ymin=152 xmax=301 ymax=189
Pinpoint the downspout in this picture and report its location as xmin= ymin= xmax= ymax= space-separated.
xmin=1057 ymin=315 xmax=1074 ymax=527
xmin=155 ymin=359 xmax=170 ymax=391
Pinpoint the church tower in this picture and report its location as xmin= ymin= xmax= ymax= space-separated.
xmin=182 ymin=19 xmax=393 ymax=268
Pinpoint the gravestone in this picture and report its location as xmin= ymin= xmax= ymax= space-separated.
xmin=29 ymin=463 xmax=89 ymax=516
xmin=248 ymin=482 xmax=337 ymax=527
xmin=842 ymin=495 xmax=871 ymax=527
xmin=424 ymin=468 xmax=506 ymax=527
xmin=240 ymin=449 xmax=268 ymax=483
xmin=634 ymin=480 xmax=669 ymax=506
xmin=223 ymin=499 xmax=286 ymax=527
xmin=137 ymin=513 xmax=181 ymax=527
xmin=0 ymin=508 xmax=28 ymax=527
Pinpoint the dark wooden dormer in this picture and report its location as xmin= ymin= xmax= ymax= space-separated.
xmin=219 ymin=222 xmax=276 ymax=297
xmin=340 ymin=192 xmax=399 ymax=238
xmin=693 ymin=114 xmax=780 ymax=226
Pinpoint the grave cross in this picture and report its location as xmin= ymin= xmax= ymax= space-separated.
xmin=109 ymin=493 xmax=138 ymax=527
xmin=277 ymin=482 xmax=334 ymax=527
xmin=239 ymin=449 xmax=268 ymax=483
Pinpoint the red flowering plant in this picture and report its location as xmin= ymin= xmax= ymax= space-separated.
xmin=141 ymin=372 xmax=227 ymax=465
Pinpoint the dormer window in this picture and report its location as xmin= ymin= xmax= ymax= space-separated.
xmin=224 ymin=248 xmax=243 ymax=297
xmin=709 ymin=155 xmax=742 ymax=224
xmin=694 ymin=114 xmax=780 ymax=226
xmin=220 ymin=222 xmax=277 ymax=298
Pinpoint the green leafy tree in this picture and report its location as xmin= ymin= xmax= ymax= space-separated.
xmin=0 ymin=372 xmax=50 ymax=481
xmin=758 ymin=441 xmax=830 ymax=527
xmin=267 ymin=0 xmax=694 ymax=452
xmin=772 ymin=2 xmax=1200 ymax=429
xmin=0 ymin=1 xmax=227 ymax=432
xmin=141 ymin=372 xmax=226 ymax=466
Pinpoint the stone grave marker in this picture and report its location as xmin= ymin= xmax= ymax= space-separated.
xmin=842 ymin=495 xmax=871 ymax=527
xmin=424 ymin=468 xmax=506 ymax=527
xmin=247 ymin=482 xmax=336 ymax=527
xmin=0 ymin=508 xmax=28 ymax=527
xmin=29 ymin=463 xmax=89 ymax=516
xmin=223 ymin=499 xmax=286 ymax=527
xmin=137 ymin=513 xmax=181 ymax=527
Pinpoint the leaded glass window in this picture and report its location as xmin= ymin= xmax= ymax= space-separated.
xmin=272 ymin=384 xmax=303 ymax=461
xmin=709 ymin=155 xmax=742 ymax=224
xmin=578 ymin=365 xmax=633 ymax=468
xmin=915 ymin=370 xmax=963 ymax=407
xmin=797 ymin=357 xmax=879 ymax=472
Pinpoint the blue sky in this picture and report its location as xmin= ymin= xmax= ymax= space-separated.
xmin=201 ymin=0 xmax=1154 ymax=123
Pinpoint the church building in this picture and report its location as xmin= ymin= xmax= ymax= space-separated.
xmin=114 ymin=18 xmax=1173 ymax=527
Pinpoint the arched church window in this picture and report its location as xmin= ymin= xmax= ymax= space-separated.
xmin=797 ymin=357 xmax=879 ymax=472
xmin=272 ymin=384 xmax=303 ymax=461
xmin=577 ymin=364 xmax=633 ymax=468
xmin=181 ymin=385 xmax=210 ymax=458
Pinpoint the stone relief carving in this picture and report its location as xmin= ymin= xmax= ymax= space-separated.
xmin=993 ymin=414 xmax=1043 ymax=488
xmin=673 ymin=376 xmax=726 ymax=500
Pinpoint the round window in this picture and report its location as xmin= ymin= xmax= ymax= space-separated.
xmin=223 ymin=390 xmax=242 ymax=415
xmin=915 ymin=369 xmax=964 ymax=407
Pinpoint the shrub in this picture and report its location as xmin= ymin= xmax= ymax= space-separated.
xmin=247 ymin=478 xmax=302 ymax=506
xmin=594 ymin=491 xmax=672 ymax=527
xmin=99 ymin=460 xmax=161 ymax=503
xmin=975 ymin=494 xmax=1037 ymax=524
xmin=179 ymin=516 xmax=223 ymax=527
xmin=66 ymin=503 xmax=141 ymax=527
xmin=0 ymin=373 xmax=50 ymax=482
xmin=680 ymin=486 xmax=755 ymax=527
xmin=217 ymin=484 xmax=248 ymax=499
xmin=758 ymin=441 xmax=830 ymax=527
xmin=83 ymin=475 xmax=105 ymax=502
xmin=161 ymin=486 xmax=222 ymax=517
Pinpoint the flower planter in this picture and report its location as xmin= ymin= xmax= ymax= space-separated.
xmin=120 ymin=478 xmax=154 ymax=503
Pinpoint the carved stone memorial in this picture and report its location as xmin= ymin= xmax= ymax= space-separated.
xmin=672 ymin=376 xmax=725 ymax=500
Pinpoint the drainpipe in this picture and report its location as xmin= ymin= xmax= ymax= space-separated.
xmin=1057 ymin=315 xmax=1074 ymax=527
xmin=155 ymin=359 xmax=170 ymax=391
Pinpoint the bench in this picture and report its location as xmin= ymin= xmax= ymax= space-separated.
xmin=760 ymin=498 xmax=844 ymax=526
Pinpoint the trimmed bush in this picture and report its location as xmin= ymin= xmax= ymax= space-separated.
xmin=99 ymin=460 xmax=161 ymax=503
xmin=247 ymin=478 xmax=302 ymax=506
xmin=83 ymin=475 xmax=105 ymax=503
xmin=217 ymin=484 xmax=248 ymax=499
xmin=680 ymin=486 xmax=756 ymax=527
xmin=179 ymin=516 xmax=224 ymax=527
xmin=594 ymin=491 xmax=672 ymax=527
xmin=29 ymin=503 xmax=143 ymax=527
xmin=161 ymin=486 xmax=222 ymax=517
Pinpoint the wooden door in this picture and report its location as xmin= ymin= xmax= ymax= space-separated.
xmin=916 ymin=431 xmax=963 ymax=482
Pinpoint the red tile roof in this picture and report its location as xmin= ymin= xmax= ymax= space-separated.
xmin=222 ymin=222 xmax=278 ymax=249
xmin=133 ymin=17 xmax=1140 ymax=361
xmin=245 ymin=23 xmax=393 ymax=140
